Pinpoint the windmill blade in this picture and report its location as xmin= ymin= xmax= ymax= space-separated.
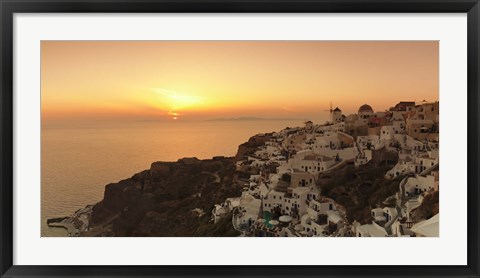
xmin=324 ymin=101 xmax=333 ymax=112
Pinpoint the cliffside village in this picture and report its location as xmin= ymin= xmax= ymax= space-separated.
xmin=211 ymin=101 xmax=439 ymax=237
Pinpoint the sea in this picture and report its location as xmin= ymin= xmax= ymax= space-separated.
xmin=41 ymin=119 xmax=307 ymax=236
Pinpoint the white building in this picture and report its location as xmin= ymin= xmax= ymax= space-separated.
xmin=354 ymin=222 xmax=388 ymax=237
xmin=212 ymin=205 xmax=227 ymax=223
xmin=371 ymin=208 xmax=386 ymax=222
xmin=237 ymin=193 xmax=262 ymax=226
xmin=380 ymin=125 xmax=396 ymax=142
xmin=292 ymin=154 xmax=336 ymax=174
xmin=410 ymin=213 xmax=439 ymax=237
xmin=383 ymin=207 xmax=398 ymax=222
xmin=404 ymin=174 xmax=436 ymax=196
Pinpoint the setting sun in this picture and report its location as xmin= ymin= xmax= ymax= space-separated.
xmin=150 ymin=88 xmax=206 ymax=119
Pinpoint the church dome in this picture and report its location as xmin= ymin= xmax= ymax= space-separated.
xmin=358 ymin=104 xmax=374 ymax=113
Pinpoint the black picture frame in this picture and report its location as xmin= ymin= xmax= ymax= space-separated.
xmin=1 ymin=1 xmax=479 ymax=277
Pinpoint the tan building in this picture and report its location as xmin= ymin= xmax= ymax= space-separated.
xmin=394 ymin=101 xmax=416 ymax=112
xmin=283 ymin=133 xmax=307 ymax=151
xmin=290 ymin=171 xmax=317 ymax=188
xmin=405 ymin=118 xmax=435 ymax=140
xmin=414 ymin=101 xmax=439 ymax=123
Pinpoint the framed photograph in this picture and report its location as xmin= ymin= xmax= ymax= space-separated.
xmin=1 ymin=0 xmax=479 ymax=277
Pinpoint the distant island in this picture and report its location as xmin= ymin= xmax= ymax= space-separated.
xmin=48 ymin=101 xmax=439 ymax=237
xmin=206 ymin=117 xmax=301 ymax=122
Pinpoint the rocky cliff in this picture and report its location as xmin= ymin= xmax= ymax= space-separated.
xmin=85 ymin=156 xmax=242 ymax=237
xmin=234 ymin=133 xmax=271 ymax=161
xmin=319 ymin=149 xmax=400 ymax=224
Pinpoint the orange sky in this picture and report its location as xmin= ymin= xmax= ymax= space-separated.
xmin=41 ymin=41 xmax=438 ymax=123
